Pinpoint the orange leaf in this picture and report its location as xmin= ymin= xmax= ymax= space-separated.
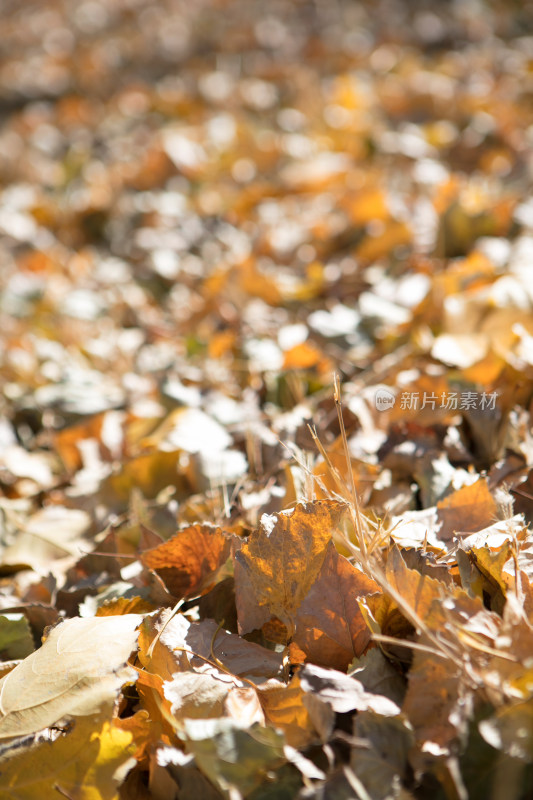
xmin=282 ymin=342 xmax=325 ymax=371
xmin=234 ymin=501 xmax=347 ymax=634
xmin=141 ymin=524 xmax=233 ymax=600
xmin=437 ymin=478 xmax=498 ymax=541
xmin=95 ymin=596 xmax=157 ymax=617
xmin=384 ymin=545 xmax=449 ymax=622
xmin=257 ymin=675 xmax=327 ymax=748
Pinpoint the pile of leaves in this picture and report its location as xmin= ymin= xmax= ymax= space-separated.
xmin=1 ymin=0 xmax=533 ymax=797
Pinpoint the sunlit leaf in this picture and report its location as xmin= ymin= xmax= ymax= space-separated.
xmin=0 ymin=615 xmax=142 ymax=740
xmin=437 ymin=479 xmax=498 ymax=541
xmin=141 ymin=524 xmax=233 ymax=600
xmin=0 ymin=714 xmax=135 ymax=800
xmin=234 ymin=501 xmax=347 ymax=635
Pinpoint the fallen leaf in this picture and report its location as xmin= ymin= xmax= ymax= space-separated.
xmin=152 ymin=745 xmax=225 ymax=800
xmin=164 ymin=672 xmax=238 ymax=722
xmin=0 ymin=713 xmax=136 ymax=800
xmin=257 ymin=674 xmax=330 ymax=748
xmin=141 ymin=524 xmax=233 ymax=600
xmin=0 ymin=506 xmax=91 ymax=573
xmin=95 ymin=596 xmax=156 ymax=617
xmin=479 ymin=699 xmax=533 ymax=762
xmin=437 ymin=479 xmax=498 ymax=541
xmin=349 ymin=647 xmax=406 ymax=707
xmin=138 ymin=610 xmax=283 ymax=683
xmin=0 ymin=615 xmax=142 ymax=740
xmin=0 ymin=614 xmax=34 ymax=661
xmin=293 ymin=541 xmax=380 ymax=670
xmin=102 ymin=450 xmax=188 ymax=507
xmin=234 ymin=501 xmax=347 ymax=635
xmin=384 ymin=545 xmax=449 ymax=623
xmin=351 ymin=711 xmax=414 ymax=800
xmin=402 ymin=646 xmax=471 ymax=758
xmin=299 ymin=663 xmax=400 ymax=716
xmin=182 ymin=718 xmax=286 ymax=796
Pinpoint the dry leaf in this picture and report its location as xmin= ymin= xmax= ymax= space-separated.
xmin=298 ymin=663 xmax=400 ymax=716
xmin=0 ymin=615 xmax=142 ymax=740
xmin=293 ymin=541 xmax=380 ymax=670
xmin=257 ymin=674 xmax=329 ymax=748
xmin=235 ymin=501 xmax=347 ymax=635
xmin=0 ymin=713 xmax=135 ymax=800
xmin=141 ymin=524 xmax=233 ymax=600
xmin=437 ymin=479 xmax=498 ymax=541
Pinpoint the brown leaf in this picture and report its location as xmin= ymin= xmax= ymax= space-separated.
xmin=402 ymin=646 xmax=471 ymax=758
xmin=298 ymin=663 xmax=400 ymax=716
xmin=437 ymin=478 xmax=498 ymax=541
xmin=234 ymin=501 xmax=347 ymax=634
xmin=164 ymin=672 xmax=238 ymax=722
xmin=185 ymin=618 xmax=284 ymax=681
xmin=141 ymin=524 xmax=233 ymax=600
xmin=138 ymin=610 xmax=283 ymax=683
xmin=294 ymin=541 xmax=380 ymax=670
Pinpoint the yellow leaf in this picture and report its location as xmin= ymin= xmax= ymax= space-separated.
xmin=258 ymin=675 xmax=323 ymax=748
xmin=95 ymin=596 xmax=157 ymax=617
xmin=102 ymin=450 xmax=187 ymax=505
xmin=0 ymin=714 xmax=135 ymax=800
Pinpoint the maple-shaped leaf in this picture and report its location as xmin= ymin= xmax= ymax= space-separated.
xmin=234 ymin=501 xmax=347 ymax=635
xmin=0 ymin=615 xmax=142 ymax=740
xmin=141 ymin=523 xmax=233 ymax=600
xmin=0 ymin=713 xmax=135 ymax=800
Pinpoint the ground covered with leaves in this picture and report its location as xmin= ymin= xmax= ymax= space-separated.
xmin=1 ymin=0 xmax=533 ymax=798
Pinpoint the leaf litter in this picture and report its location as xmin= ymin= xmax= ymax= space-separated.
xmin=1 ymin=0 xmax=533 ymax=798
